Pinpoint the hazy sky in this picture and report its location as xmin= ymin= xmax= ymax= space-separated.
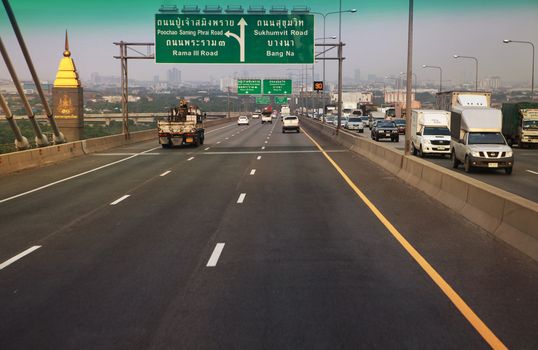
xmin=0 ymin=0 xmax=537 ymax=86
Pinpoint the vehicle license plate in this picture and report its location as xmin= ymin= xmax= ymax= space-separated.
xmin=186 ymin=137 xmax=193 ymax=143
xmin=488 ymin=163 xmax=498 ymax=168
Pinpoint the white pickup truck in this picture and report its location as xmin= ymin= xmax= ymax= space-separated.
xmin=282 ymin=116 xmax=300 ymax=133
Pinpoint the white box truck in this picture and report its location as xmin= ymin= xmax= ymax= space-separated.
xmin=411 ymin=110 xmax=451 ymax=157
xmin=450 ymin=106 xmax=514 ymax=174
xmin=436 ymin=91 xmax=514 ymax=174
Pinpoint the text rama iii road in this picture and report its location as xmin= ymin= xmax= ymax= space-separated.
xmin=155 ymin=14 xmax=314 ymax=63
xmin=0 ymin=119 xmax=537 ymax=349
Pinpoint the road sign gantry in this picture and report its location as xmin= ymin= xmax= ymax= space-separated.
xmin=155 ymin=14 xmax=314 ymax=64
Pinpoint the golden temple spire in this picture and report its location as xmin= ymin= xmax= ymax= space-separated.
xmin=64 ymin=30 xmax=71 ymax=57
xmin=54 ymin=30 xmax=80 ymax=88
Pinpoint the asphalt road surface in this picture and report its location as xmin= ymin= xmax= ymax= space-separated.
xmin=339 ymin=122 xmax=538 ymax=203
xmin=1 ymin=119 xmax=537 ymax=349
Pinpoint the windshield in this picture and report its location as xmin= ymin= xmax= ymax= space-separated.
xmin=523 ymin=120 xmax=538 ymax=129
xmin=361 ymin=116 xmax=369 ymax=121
xmin=378 ymin=122 xmax=395 ymax=128
xmin=423 ymin=127 xmax=450 ymax=136
xmin=349 ymin=118 xmax=361 ymax=122
xmin=393 ymin=120 xmax=406 ymax=125
xmin=386 ymin=109 xmax=395 ymax=117
xmin=325 ymin=116 xmax=335 ymax=121
xmin=468 ymin=132 xmax=506 ymax=145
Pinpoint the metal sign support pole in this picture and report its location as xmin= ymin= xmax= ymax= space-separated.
xmin=113 ymin=41 xmax=155 ymax=140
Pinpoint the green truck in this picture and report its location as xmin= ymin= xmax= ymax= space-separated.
xmin=501 ymin=102 xmax=538 ymax=147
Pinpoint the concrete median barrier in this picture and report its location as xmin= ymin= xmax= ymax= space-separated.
xmin=301 ymin=116 xmax=538 ymax=261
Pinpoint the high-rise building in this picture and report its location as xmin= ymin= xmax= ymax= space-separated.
xmin=166 ymin=68 xmax=181 ymax=86
xmin=354 ymin=69 xmax=361 ymax=83
xmin=90 ymin=72 xmax=101 ymax=84
xmin=481 ymin=76 xmax=502 ymax=90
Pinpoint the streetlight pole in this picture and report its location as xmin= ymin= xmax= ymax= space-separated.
xmin=454 ymin=55 xmax=479 ymax=91
xmin=311 ymin=9 xmax=357 ymax=90
xmin=422 ymin=65 xmax=443 ymax=92
xmin=503 ymin=39 xmax=535 ymax=99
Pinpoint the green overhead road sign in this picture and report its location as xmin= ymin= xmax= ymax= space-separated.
xmin=155 ymin=14 xmax=314 ymax=64
xmin=263 ymin=79 xmax=292 ymax=95
xmin=237 ymin=79 xmax=262 ymax=95
xmin=255 ymin=96 xmax=271 ymax=104
xmin=274 ymin=97 xmax=289 ymax=104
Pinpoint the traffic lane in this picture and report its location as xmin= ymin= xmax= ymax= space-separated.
xmin=308 ymin=125 xmax=538 ymax=349
xmin=0 ymin=122 xmax=239 ymax=200
xmin=0 ymin=149 xmax=199 ymax=262
xmin=0 ymin=145 xmax=257 ymax=349
xmin=212 ymin=118 xmax=267 ymax=149
xmin=149 ymin=136 xmax=489 ymax=348
xmin=0 ymin=122 xmax=242 ymax=261
xmin=347 ymin=126 xmax=538 ymax=203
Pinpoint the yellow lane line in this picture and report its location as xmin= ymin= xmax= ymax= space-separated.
xmin=302 ymin=129 xmax=507 ymax=350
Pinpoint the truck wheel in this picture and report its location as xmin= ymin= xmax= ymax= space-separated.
xmin=161 ymin=144 xmax=170 ymax=149
xmin=505 ymin=167 xmax=513 ymax=175
xmin=451 ymin=150 xmax=459 ymax=168
xmin=282 ymin=129 xmax=285 ymax=133
xmin=411 ymin=143 xmax=417 ymax=155
xmin=395 ymin=136 xmax=399 ymax=142
xmin=419 ymin=146 xmax=425 ymax=158
xmin=464 ymin=156 xmax=472 ymax=173
xmin=297 ymin=128 xmax=300 ymax=133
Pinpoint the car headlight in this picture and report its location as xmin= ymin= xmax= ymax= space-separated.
xmin=471 ymin=151 xmax=480 ymax=157
xmin=423 ymin=139 xmax=431 ymax=144
xmin=506 ymin=151 xmax=513 ymax=157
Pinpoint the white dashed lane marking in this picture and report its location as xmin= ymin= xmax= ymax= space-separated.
xmin=206 ymin=243 xmax=225 ymax=267
xmin=237 ymin=193 xmax=246 ymax=203
xmin=250 ymin=169 xmax=256 ymax=175
xmin=0 ymin=246 xmax=41 ymax=270
xmin=160 ymin=170 xmax=172 ymax=177
xmin=110 ymin=195 xmax=130 ymax=206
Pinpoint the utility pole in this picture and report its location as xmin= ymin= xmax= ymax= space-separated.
xmin=404 ymin=0 xmax=414 ymax=155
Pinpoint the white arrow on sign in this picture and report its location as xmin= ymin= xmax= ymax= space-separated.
xmin=224 ymin=17 xmax=247 ymax=62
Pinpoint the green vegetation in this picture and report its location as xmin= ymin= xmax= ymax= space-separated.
xmin=0 ymin=120 xmax=154 ymax=154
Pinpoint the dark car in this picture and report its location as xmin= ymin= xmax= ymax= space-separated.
xmin=371 ymin=121 xmax=399 ymax=142
xmin=393 ymin=118 xmax=406 ymax=134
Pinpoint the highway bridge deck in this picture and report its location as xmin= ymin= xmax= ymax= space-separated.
xmin=1 ymin=119 xmax=537 ymax=349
